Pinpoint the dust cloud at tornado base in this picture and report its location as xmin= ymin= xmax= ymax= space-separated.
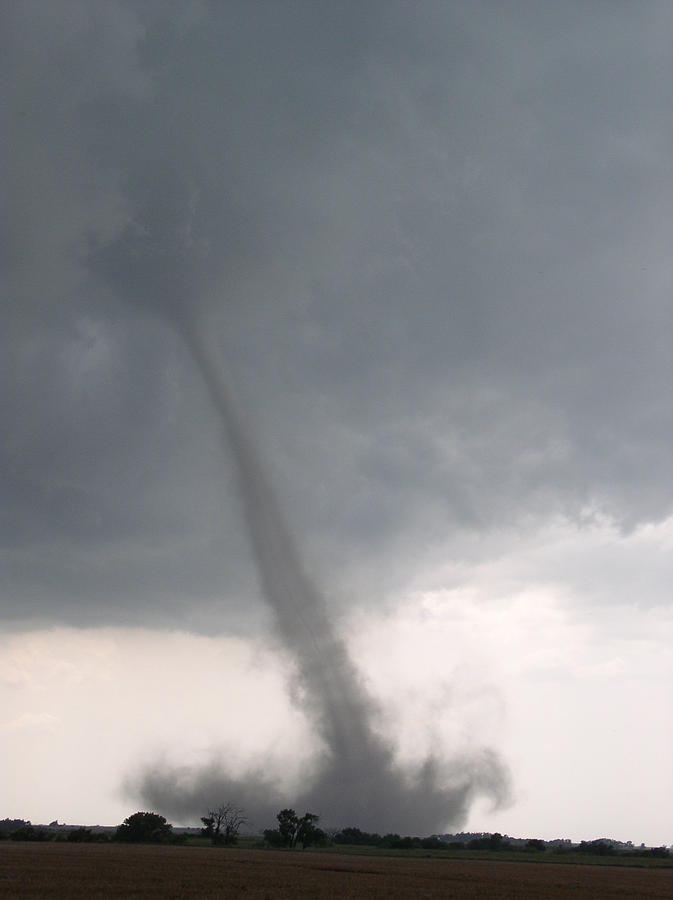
xmin=133 ymin=318 xmax=510 ymax=834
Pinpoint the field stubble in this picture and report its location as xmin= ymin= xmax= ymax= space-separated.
xmin=1 ymin=842 xmax=672 ymax=899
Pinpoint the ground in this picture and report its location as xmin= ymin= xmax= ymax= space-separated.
xmin=2 ymin=843 xmax=673 ymax=898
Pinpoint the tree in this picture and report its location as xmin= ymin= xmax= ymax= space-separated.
xmin=334 ymin=827 xmax=382 ymax=846
xmin=267 ymin=809 xmax=325 ymax=849
xmin=200 ymin=803 xmax=246 ymax=846
xmin=297 ymin=812 xmax=325 ymax=848
xmin=276 ymin=808 xmax=300 ymax=847
xmin=467 ymin=832 xmax=509 ymax=851
xmin=115 ymin=812 xmax=173 ymax=843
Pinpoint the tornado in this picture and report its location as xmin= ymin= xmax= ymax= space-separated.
xmin=182 ymin=318 xmax=377 ymax=766
xmin=92 ymin=175 xmax=509 ymax=833
xmin=136 ymin=314 xmax=510 ymax=834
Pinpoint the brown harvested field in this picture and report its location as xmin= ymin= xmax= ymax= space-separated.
xmin=2 ymin=843 xmax=672 ymax=899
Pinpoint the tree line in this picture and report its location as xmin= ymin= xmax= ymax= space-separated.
xmin=1 ymin=814 xmax=670 ymax=859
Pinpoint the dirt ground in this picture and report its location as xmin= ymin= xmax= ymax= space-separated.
xmin=2 ymin=842 xmax=672 ymax=898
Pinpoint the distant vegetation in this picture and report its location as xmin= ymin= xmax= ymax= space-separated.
xmin=1 ymin=815 xmax=670 ymax=862
xmin=327 ymin=828 xmax=673 ymax=858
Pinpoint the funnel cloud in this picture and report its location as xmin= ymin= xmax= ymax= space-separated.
xmin=134 ymin=318 xmax=510 ymax=832
xmin=89 ymin=144 xmax=509 ymax=830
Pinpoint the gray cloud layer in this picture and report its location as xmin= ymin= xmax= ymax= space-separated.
xmin=4 ymin=1 xmax=672 ymax=634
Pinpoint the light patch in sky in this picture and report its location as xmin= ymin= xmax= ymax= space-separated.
xmin=352 ymin=589 xmax=672 ymax=845
xmin=0 ymin=628 xmax=310 ymax=827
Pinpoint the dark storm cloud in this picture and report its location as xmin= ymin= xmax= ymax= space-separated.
xmin=3 ymin=0 xmax=672 ymax=630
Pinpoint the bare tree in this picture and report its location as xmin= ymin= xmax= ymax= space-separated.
xmin=201 ymin=803 xmax=246 ymax=845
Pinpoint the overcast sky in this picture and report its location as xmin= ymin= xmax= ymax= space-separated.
xmin=3 ymin=1 xmax=672 ymax=843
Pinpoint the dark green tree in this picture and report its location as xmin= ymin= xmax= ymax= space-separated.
xmin=115 ymin=812 xmax=173 ymax=843
xmin=297 ymin=812 xmax=325 ymax=848
xmin=276 ymin=808 xmax=300 ymax=847
xmin=269 ymin=809 xmax=324 ymax=849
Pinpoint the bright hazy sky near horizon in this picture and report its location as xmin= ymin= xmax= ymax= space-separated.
xmin=3 ymin=2 xmax=672 ymax=845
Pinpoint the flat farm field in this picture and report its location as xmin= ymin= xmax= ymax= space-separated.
xmin=2 ymin=843 xmax=673 ymax=899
